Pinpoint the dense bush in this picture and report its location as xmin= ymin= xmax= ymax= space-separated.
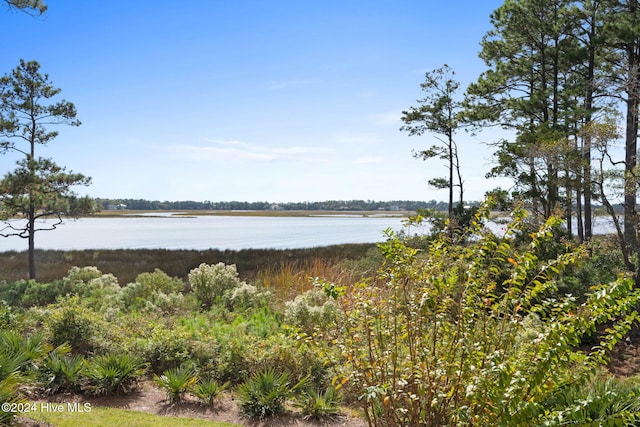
xmin=188 ymin=262 xmax=244 ymax=309
xmin=227 ymin=282 xmax=272 ymax=311
xmin=284 ymin=287 xmax=342 ymax=335
xmin=335 ymin=206 xmax=640 ymax=426
xmin=45 ymin=296 xmax=106 ymax=355
xmin=121 ymin=269 xmax=189 ymax=313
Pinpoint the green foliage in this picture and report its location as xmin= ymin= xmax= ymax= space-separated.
xmin=541 ymin=374 xmax=640 ymax=425
xmin=0 ymin=300 xmax=15 ymax=329
xmin=135 ymin=323 xmax=193 ymax=374
xmin=193 ymin=378 xmax=230 ymax=405
xmin=294 ymin=385 xmax=342 ymax=420
xmin=0 ymin=373 xmax=22 ymax=425
xmin=188 ymin=262 xmax=243 ymax=309
xmin=64 ymin=266 xmax=103 ymax=283
xmin=284 ymin=288 xmax=342 ymax=334
xmin=237 ymin=369 xmax=308 ymax=419
xmin=121 ymin=269 xmax=187 ymax=313
xmin=46 ymin=296 xmax=101 ymax=354
xmin=227 ymin=282 xmax=272 ymax=311
xmin=0 ymin=279 xmax=31 ymax=306
xmin=82 ymin=353 xmax=146 ymax=396
xmin=403 ymin=203 xmax=480 ymax=245
xmin=154 ymin=365 xmax=198 ymax=403
xmin=20 ymin=279 xmax=75 ymax=307
xmin=40 ymin=349 xmax=84 ymax=394
xmin=134 ymin=269 xmax=184 ymax=294
xmin=336 ymin=205 xmax=640 ymax=426
xmin=0 ymin=331 xmax=53 ymax=424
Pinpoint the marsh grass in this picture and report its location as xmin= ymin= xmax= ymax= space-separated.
xmin=257 ymin=257 xmax=364 ymax=302
xmin=0 ymin=244 xmax=374 ymax=284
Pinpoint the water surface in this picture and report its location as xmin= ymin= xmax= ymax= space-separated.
xmin=0 ymin=214 xmax=405 ymax=251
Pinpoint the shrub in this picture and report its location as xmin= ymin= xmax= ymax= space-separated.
xmin=188 ymin=262 xmax=243 ymax=309
xmin=41 ymin=351 xmax=84 ymax=394
xmin=46 ymin=297 xmax=101 ymax=354
xmin=295 ymin=385 xmax=342 ymax=420
xmin=237 ymin=369 xmax=308 ymax=419
xmin=134 ymin=269 xmax=184 ymax=294
xmin=247 ymin=333 xmax=331 ymax=388
xmin=121 ymin=269 xmax=185 ymax=312
xmin=20 ymin=279 xmax=75 ymax=307
xmin=0 ymin=279 xmax=31 ymax=306
xmin=154 ymin=365 xmax=198 ymax=403
xmin=64 ymin=266 xmax=103 ymax=284
xmin=82 ymin=353 xmax=146 ymax=395
xmin=336 ymin=205 xmax=640 ymax=426
xmin=542 ymin=374 xmax=640 ymax=425
xmin=284 ymin=287 xmax=342 ymax=334
xmin=227 ymin=282 xmax=271 ymax=311
xmin=193 ymin=378 xmax=230 ymax=405
xmin=0 ymin=300 xmax=14 ymax=329
xmin=134 ymin=323 xmax=193 ymax=374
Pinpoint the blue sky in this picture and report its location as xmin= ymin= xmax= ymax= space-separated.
xmin=0 ymin=0 xmax=511 ymax=203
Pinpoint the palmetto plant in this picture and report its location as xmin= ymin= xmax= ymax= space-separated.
xmin=154 ymin=365 xmax=198 ymax=403
xmin=295 ymin=385 xmax=342 ymax=420
xmin=41 ymin=352 xmax=85 ymax=394
xmin=83 ymin=353 xmax=146 ymax=395
xmin=237 ymin=369 xmax=308 ymax=419
xmin=0 ymin=331 xmax=52 ymax=424
xmin=193 ymin=378 xmax=230 ymax=405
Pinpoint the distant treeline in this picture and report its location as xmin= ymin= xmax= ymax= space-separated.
xmin=95 ymin=198 xmax=481 ymax=212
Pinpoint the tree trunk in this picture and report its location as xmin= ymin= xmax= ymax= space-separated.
xmin=28 ymin=212 xmax=36 ymax=280
xmin=624 ymin=47 xmax=639 ymax=270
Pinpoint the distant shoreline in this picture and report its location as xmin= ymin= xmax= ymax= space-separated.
xmin=91 ymin=209 xmax=414 ymax=218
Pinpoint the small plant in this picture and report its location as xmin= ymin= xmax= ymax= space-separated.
xmin=295 ymin=385 xmax=342 ymax=420
xmin=41 ymin=351 xmax=85 ymax=394
xmin=83 ymin=353 xmax=146 ymax=395
xmin=154 ymin=365 xmax=198 ymax=403
xmin=236 ymin=369 xmax=308 ymax=419
xmin=193 ymin=378 xmax=230 ymax=405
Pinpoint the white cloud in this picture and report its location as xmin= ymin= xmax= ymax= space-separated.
xmin=333 ymin=133 xmax=378 ymax=145
xmin=150 ymin=139 xmax=332 ymax=163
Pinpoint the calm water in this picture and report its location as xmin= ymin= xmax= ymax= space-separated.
xmin=0 ymin=214 xmax=406 ymax=251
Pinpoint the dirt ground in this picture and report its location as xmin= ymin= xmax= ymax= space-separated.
xmin=18 ymin=380 xmax=369 ymax=427
xmin=607 ymin=337 xmax=640 ymax=378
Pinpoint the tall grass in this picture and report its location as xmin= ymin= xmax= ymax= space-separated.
xmin=256 ymin=257 xmax=364 ymax=302
xmin=0 ymin=244 xmax=375 ymax=284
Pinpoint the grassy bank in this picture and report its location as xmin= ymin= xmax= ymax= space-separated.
xmin=0 ymin=244 xmax=376 ymax=285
